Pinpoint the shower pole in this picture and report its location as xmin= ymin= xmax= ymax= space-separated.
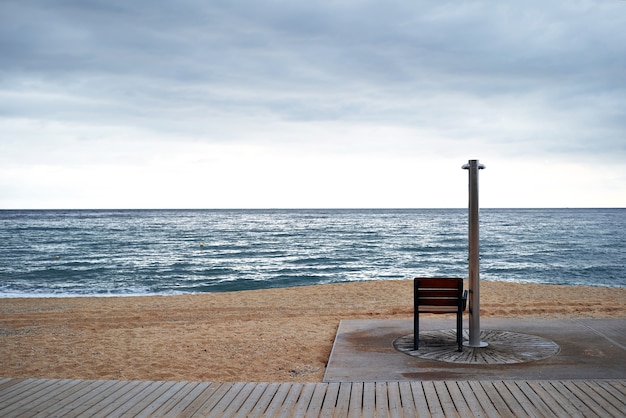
xmin=462 ymin=160 xmax=488 ymax=348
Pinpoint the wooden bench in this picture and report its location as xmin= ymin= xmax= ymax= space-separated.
xmin=414 ymin=277 xmax=468 ymax=352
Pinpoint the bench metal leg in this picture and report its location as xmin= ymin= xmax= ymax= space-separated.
xmin=414 ymin=311 xmax=419 ymax=351
xmin=414 ymin=284 xmax=419 ymax=350
xmin=457 ymin=308 xmax=463 ymax=352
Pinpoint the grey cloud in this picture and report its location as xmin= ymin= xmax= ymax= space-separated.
xmin=1 ymin=0 xmax=625 ymax=160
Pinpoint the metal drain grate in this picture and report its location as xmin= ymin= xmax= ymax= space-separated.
xmin=394 ymin=329 xmax=560 ymax=364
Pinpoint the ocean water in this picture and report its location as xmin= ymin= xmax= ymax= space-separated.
xmin=0 ymin=208 xmax=624 ymax=297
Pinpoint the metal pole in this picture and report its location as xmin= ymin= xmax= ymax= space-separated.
xmin=462 ymin=160 xmax=488 ymax=348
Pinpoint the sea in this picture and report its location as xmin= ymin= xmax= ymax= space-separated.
xmin=0 ymin=208 xmax=624 ymax=298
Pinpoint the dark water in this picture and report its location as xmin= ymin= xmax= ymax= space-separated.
xmin=0 ymin=208 xmax=624 ymax=297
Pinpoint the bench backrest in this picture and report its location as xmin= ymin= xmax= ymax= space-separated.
xmin=414 ymin=277 xmax=465 ymax=312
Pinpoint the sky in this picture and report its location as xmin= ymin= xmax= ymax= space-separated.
xmin=1 ymin=0 xmax=625 ymax=209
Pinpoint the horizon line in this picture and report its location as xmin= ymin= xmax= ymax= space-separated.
xmin=1 ymin=207 xmax=625 ymax=211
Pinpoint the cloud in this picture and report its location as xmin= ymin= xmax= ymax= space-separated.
xmin=0 ymin=0 xmax=625 ymax=208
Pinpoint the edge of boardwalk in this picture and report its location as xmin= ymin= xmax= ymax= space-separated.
xmin=0 ymin=378 xmax=625 ymax=417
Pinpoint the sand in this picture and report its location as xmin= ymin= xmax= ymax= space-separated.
xmin=1 ymin=280 xmax=625 ymax=382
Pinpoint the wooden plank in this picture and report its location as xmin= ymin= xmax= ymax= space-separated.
xmin=444 ymin=381 xmax=474 ymax=418
xmin=514 ymin=380 xmax=566 ymax=417
xmin=122 ymin=381 xmax=181 ymax=417
xmin=564 ymin=380 xmax=618 ymax=417
xmin=0 ymin=378 xmax=42 ymax=401
xmin=511 ymin=380 xmax=556 ymax=416
xmin=247 ymin=382 xmax=281 ymax=418
xmin=196 ymin=382 xmax=249 ymax=417
xmin=104 ymin=381 xmax=169 ymax=418
xmin=386 ymin=381 xmax=403 ymax=418
xmin=22 ymin=379 xmax=94 ymax=417
xmin=569 ymin=380 xmax=625 ymax=417
xmin=221 ymin=382 xmax=258 ymax=417
xmin=432 ymin=380 xmax=458 ymax=417
xmin=162 ymin=382 xmax=213 ymax=417
xmin=398 ymin=381 xmax=417 ymax=418
xmin=0 ymin=378 xmax=55 ymax=407
xmin=456 ymin=380 xmax=489 ymax=418
xmin=178 ymin=382 xmax=229 ymax=417
xmin=409 ymin=381 xmax=431 ymax=418
xmin=30 ymin=379 xmax=112 ymax=418
xmin=262 ymin=382 xmax=292 ymax=417
xmin=595 ymin=380 xmax=626 ymax=409
xmin=274 ymin=383 xmax=304 ymax=418
xmin=415 ymin=277 xmax=463 ymax=288
xmin=292 ymin=382 xmax=316 ymax=417
xmin=466 ymin=380 xmax=504 ymax=418
xmin=375 ymin=382 xmax=389 ymax=418
xmin=0 ymin=379 xmax=68 ymax=415
xmin=524 ymin=380 xmax=571 ymax=417
xmin=57 ymin=380 xmax=122 ymax=417
xmin=68 ymin=380 xmax=141 ymax=417
xmin=234 ymin=382 xmax=270 ymax=418
xmin=579 ymin=380 xmax=626 ymax=413
xmin=304 ymin=382 xmax=329 ymax=418
xmin=361 ymin=382 xmax=376 ymax=417
xmin=490 ymin=380 xmax=527 ymax=417
xmin=348 ymin=382 xmax=364 ymax=418
xmin=319 ymin=382 xmax=340 ymax=418
xmin=90 ymin=380 xmax=157 ymax=418
xmin=290 ymin=382 xmax=317 ymax=418
xmin=421 ymin=381 xmax=445 ymax=418
xmin=333 ymin=381 xmax=352 ymax=418
xmin=0 ymin=379 xmax=75 ymax=416
xmin=476 ymin=381 xmax=515 ymax=417
xmin=605 ymin=380 xmax=626 ymax=397
xmin=545 ymin=381 xmax=593 ymax=417
xmin=0 ymin=378 xmax=24 ymax=392
xmin=535 ymin=381 xmax=585 ymax=418
xmin=2 ymin=379 xmax=80 ymax=416
xmin=138 ymin=381 xmax=200 ymax=417
xmin=133 ymin=382 xmax=192 ymax=418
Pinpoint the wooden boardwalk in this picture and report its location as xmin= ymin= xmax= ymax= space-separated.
xmin=0 ymin=378 xmax=624 ymax=417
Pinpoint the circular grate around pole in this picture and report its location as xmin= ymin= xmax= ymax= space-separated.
xmin=393 ymin=330 xmax=560 ymax=364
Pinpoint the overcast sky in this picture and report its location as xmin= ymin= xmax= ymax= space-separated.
xmin=1 ymin=0 xmax=625 ymax=209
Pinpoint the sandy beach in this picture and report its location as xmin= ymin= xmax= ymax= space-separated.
xmin=1 ymin=280 xmax=625 ymax=382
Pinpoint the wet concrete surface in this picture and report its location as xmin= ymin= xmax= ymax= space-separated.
xmin=323 ymin=318 xmax=626 ymax=382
